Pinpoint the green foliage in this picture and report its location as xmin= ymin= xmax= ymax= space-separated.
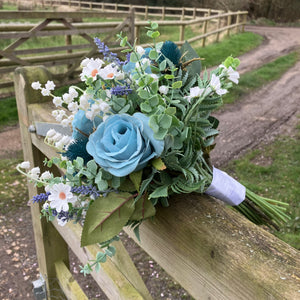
xmin=81 ymin=192 xmax=135 ymax=246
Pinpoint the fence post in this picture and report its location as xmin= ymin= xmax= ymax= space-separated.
xmin=181 ymin=7 xmax=185 ymax=20
xmin=193 ymin=7 xmax=197 ymax=19
xmin=242 ymin=13 xmax=247 ymax=32
xmin=201 ymin=9 xmax=210 ymax=47
xmin=14 ymin=66 xmax=70 ymax=299
xmin=216 ymin=12 xmax=222 ymax=43
xmin=236 ymin=11 xmax=241 ymax=33
xmin=227 ymin=11 xmax=232 ymax=36
xmin=145 ymin=5 xmax=148 ymax=20
xmin=179 ymin=16 xmax=185 ymax=42
xmin=162 ymin=6 xmax=165 ymax=20
xmin=115 ymin=3 xmax=118 ymax=12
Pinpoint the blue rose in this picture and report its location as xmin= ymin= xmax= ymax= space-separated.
xmin=72 ymin=110 xmax=102 ymax=141
xmin=86 ymin=113 xmax=164 ymax=177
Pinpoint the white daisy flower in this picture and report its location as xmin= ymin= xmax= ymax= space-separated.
xmin=210 ymin=74 xmax=227 ymax=96
xmin=99 ymin=64 xmax=120 ymax=80
xmin=80 ymin=58 xmax=104 ymax=81
xmin=48 ymin=183 xmax=77 ymax=213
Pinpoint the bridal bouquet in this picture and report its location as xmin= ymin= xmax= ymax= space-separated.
xmin=17 ymin=22 xmax=289 ymax=275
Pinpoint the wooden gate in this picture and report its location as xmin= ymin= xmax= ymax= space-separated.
xmin=14 ymin=65 xmax=300 ymax=299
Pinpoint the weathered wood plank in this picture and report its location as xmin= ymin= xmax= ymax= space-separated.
xmin=125 ymin=195 xmax=300 ymax=300
xmin=54 ymin=260 xmax=88 ymax=300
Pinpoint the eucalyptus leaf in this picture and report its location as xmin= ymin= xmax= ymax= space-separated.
xmin=81 ymin=192 xmax=135 ymax=246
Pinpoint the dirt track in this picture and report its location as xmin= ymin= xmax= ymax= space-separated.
xmin=211 ymin=25 xmax=300 ymax=166
xmin=0 ymin=25 xmax=300 ymax=299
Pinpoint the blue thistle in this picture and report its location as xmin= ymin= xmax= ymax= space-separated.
xmin=159 ymin=41 xmax=182 ymax=67
xmin=63 ymin=139 xmax=93 ymax=165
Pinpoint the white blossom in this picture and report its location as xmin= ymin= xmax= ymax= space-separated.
xmin=69 ymin=87 xmax=79 ymax=99
xmin=19 ymin=161 xmax=30 ymax=169
xmin=41 ymin=88 xmax=51 ymax=96
xmin=40 ymin=171 xmax=52 ymax=180
xmin=45 ymin=80 xmax=55 ymax=91
xmin=159 ymin=85 xmax=169 ymax=95
xmin=80 ymin=58 xmax=104 ymax=81
xmin=68 ymin=102 xmax=79 ymax=112
xmin=53 ymin=96 xmax=63 ymax=107
xmin=99 ymin=64 xmax=121 ymax=80
xmin=60 ymin=118 xmax=71 ymax=128
xmin=29 ymin=167 xmax=40 ymax=180
xmin=190 ymin=86 xmax=205 ymax=98
xmin=62 ymin=93 xmax=73 ymax=104
xmin=31 ymin=81 xmax=41 ymax=90
xmin=47 ymin=183 xmax=77 ymax=213
xmin=210 ymin=74 xmax=227 ymax=96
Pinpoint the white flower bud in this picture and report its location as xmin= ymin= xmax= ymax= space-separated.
xmin=159 ymin=85 xmax=169 ymax=95
xmin=136 ymin=46 xmax=145 ymax=56
xmin=69 ymin=87 xmax=78 ymax=99
xmin=19 ymin=161 xmax=30 ymax=169
xmin=40 ymin=171 xmax=52 ymax=180
xmin=46 ymin=129 xmax=56 ymax=138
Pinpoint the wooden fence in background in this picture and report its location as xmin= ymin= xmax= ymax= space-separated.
xmin=0 ymin=6 xmax=247 ymax=98
xmin=14 ymin=64 xmax=300 ymax=300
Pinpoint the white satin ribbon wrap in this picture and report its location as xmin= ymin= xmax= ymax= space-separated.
xmin=205 ymin=167 xmax=246 ymax=206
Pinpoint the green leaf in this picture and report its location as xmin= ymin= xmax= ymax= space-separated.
xmin=146 ymin=30 xmax=153 ymax=37
xmin=180 ymin=41 xmax=202 ymax=77
xmin=159 ymin=114 xmax=172 ymax=129
xmin=151 ymin=31 xmax=160 ymax=38
xmin=129 ymin=170 xmax=143 ymax=192
xmin=130 ymin=195 xmax=156 ymax=220
xmin=151 ymin=22 xmax=158 ymax=29
xmin=138 ymin=90 xmax=151 ymax=99
xmin=149 ymin=49 xmax=158 ymax=60
xmin=81 ymin=192 xmax=135 ymax=246
xmin=165 ymin=107 xmax=176 ymax=115
xmin=164 ymin=74 xmax=174 ymax=80
xmin=172 ymin=81 xmax=182 ymax=89
xmin=153 ymin=128 xmax=168 ymax=140
xmin=149 ymin=185 xmax=169 ymax=199
xmin=118 ymin=178 xmax=137 ymax=192
xmin=140 ymin=102 xmax=153 ymax=113
xmin=152 ymin=157 xmax=166 ymax=171
xmin=87 ymin=160 xmax=98 ymax=176
xmin=159 ymin=60 xmax=167 ymax=71
xmin=120 ymin=36 xmax=128 ymax=47
xmin=130 ymin=52 xmax=139 ymax=63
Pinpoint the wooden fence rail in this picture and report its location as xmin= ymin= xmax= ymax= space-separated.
xmin=14 ymin=64 xmax=300 ymax=299
xmin=0 ymin=8 xmax=247 ymax=99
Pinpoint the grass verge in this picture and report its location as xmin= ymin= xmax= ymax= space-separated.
xmin=0 ymin=151 xmax=29 ymax=214
xmin=198 ymin=32 xmax=263 ymax=68
xmin=224 ymin=122 xmax=300 ymax=249
xmin=223 ymin=51 xmax=299 ymax=105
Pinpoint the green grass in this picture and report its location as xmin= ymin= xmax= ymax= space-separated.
xmin=0 ymin=97 xmax=19 ymax=130
xmin=0 ymin=152 xmax=29 ymax=214
xmin=197 ymin=32 xmax=264 ymax=68
xmin=223 ymin=51 xmax=299 ymax=105
xmin=224 ymin=122 xmax=300 ymax=249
